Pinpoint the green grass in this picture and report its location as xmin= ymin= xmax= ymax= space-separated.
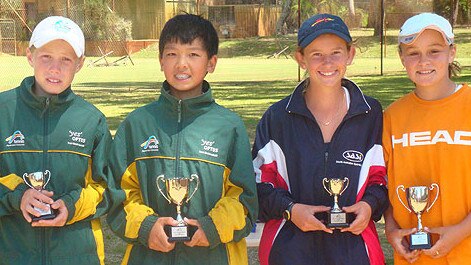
xmin=1 ymin=29 xmax=471 ymax=264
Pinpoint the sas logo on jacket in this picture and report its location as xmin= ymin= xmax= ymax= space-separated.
xmin=141 ymin=135 xmax=159 ymax=152
xmin=336 ymin=150 xmax=364 ymax=167
xmin=5 ymin=130 xmax=25 ymax=147
xmin=343 ymin=150 xmax=364 ymax=163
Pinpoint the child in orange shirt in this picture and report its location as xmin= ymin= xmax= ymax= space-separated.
xmin=383 ymin=13 xmax=471 ymax=265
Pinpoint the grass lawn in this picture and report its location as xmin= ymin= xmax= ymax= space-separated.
xmin=1 ymin=29 xmax=470 ymax=264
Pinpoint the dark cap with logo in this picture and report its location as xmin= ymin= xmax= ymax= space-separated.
xmin=298 ymin=14 xmax=352 ymax=48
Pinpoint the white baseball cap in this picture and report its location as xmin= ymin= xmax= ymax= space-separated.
xmin=398 ymin=13 xmax=454 ymax=45
xmin=29 ymin=16 xmax=85 ymax=57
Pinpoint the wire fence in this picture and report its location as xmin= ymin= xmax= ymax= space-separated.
xmin=1 ymin=0 xmax=470 ymax=71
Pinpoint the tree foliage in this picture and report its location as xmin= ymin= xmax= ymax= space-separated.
xmin=83 ymin=0 xmax=132 ymax=40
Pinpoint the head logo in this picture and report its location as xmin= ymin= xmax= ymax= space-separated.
xmin=141 ymin=136 xmax=159 ymax=152
xmin=5 ymin=130 xmax=25 ymax=146
xmin=343 ymin=150 xmax=364 ymax=163
xmin=311 ymin=18 xmax=334 ymax=27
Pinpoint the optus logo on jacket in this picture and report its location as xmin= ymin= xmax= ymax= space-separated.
xmin=141 ymin=135 xmax=159 ymax=152
xmin=5 ymin=130 xmax=25 ymax=147
xmin=67 ymin=130 xmax=86 ymax=148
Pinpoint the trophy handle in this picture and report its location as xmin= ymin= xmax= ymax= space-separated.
xmin=339 ymin=178 xmax=349 ymax=196
xmin=186 ymin=174 xmax=199 ymax=203
xmin=322 ymin=178 xmax=332 ymax=196
xmin=396 ymin=185 xmax=412 ymax=213
xmin=43 ymin=170 xmax=51 ymax=188
xmin=22 ymin=173 xmax=34 ymax=189
xmin=426 ymin=183 xmax=440 ymax=212
xmin=156 ymin=175 xmax=172 ymax=204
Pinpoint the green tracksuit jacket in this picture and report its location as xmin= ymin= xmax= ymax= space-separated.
xmin=0 ymin=76 xmax=115 ymax=265
xmin=107 ymin=81 xmax=258 ymax=265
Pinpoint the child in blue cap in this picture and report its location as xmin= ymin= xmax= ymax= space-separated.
xmin=253 ymin=13 xmax=388 ymax=265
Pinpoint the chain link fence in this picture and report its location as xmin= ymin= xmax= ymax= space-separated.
xmin=1 ymin=0 xmax=470 ymax=70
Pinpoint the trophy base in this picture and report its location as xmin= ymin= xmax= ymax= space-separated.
xmin=409 ymin=232 xmax=432 ymax=250
xmin=31 ymin=213 xmax=57 ymax=222
xmin=165 ymin=225 xmax=192 ymax=242
xmin=31 ymin=206 xmax=56 ymax=222
xmin=316 ymin=211 xmax=355 ymax=229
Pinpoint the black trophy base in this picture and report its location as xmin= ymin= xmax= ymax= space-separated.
xmin=165 ymin=225 xmax=191 ymax=242
xmin=326 ymin=211 xmax=349 ymax=229
xmin=316 ymin=211 xmax=355 ymax=229
xmin=409 ymin=232 xmax=432 ymax=250
xmin=31 ymin=212 xmax=57 ymax=222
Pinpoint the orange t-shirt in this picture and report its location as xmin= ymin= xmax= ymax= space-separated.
xmin=383 ymin=84 xmax=471 ymax=265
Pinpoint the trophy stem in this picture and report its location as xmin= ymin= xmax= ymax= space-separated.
xmin=332 ymin=195 xmax=342 ymax=213
xmin=417 ymin=212 xmax=423 ymax=232
xmin=175 ymin=205 xmax=185 ymax=225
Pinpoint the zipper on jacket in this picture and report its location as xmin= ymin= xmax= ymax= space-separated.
xmin=324 ymin=150 xmax=328 ymax=178
xmin=42 ymin=97 xmax=50 ymax=265
xmin=174 ymin=100 xmax=182 ymax=179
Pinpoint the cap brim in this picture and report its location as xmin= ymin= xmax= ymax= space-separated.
xmin=398 ymin=26 xmax=453 ymax=45
xmin=299 ymin=29 xmax=352 ymax=48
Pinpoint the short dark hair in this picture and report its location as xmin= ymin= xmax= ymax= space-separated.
xmin=159 ymin=14 xmax=219 ymax=58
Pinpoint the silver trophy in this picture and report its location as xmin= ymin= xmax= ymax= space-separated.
xmin=396 ymin=184 xmax=439 ymax=249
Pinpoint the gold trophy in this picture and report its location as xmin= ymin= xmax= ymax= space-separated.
xmin=23 ymin=170 xmax=56 ymax=221
xmin=322 ymin=177 xmax=351 ymax=228
xmin=156 ymin=174 xmax=199 ymax=242
xmin=396 ymin=184 xmax=439 ymax=250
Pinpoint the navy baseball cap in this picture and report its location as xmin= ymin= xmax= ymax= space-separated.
xmin=298 ymin=14 xmax=352 ymax=48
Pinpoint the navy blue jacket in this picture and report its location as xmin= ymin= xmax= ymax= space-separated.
xmin=252 ymin=79 xmax=388 ymax=265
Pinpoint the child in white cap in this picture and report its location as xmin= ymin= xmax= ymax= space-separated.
xmin=0 ymin=16 xmax=118 ymax=264
xmin=384 ymin=12 xmax=470 ymax=265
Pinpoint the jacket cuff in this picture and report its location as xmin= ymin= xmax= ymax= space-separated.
xmin=61 ymin=194 xmax=77 ymax=223
xmin=198 ymin=215 xmax=221 ymax=248
xmin=138 ymin=215 xmax=158 ymax=247
xmin=361 ymin=184 xmax=388 ymax=222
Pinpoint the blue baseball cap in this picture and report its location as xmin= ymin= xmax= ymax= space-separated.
xmin=298 ymin=14 xmax=352 ymax=48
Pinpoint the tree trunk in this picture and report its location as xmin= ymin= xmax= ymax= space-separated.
xmin=452 ymin=0 xmax=459 ymax=26
xmin=275 ymin=0 xmax=292 ymax=35
xmin=348 ymin=0 xmax=355 ymax=17
xmin=368 ymin=0 xmax=381 ymax=36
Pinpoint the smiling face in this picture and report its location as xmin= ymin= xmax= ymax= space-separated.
xmin=295 ymin=33 xmax=355 ymax=89
xmin=27 ymin=39 xmax=84 ymax=97
xmin=159 ymin=38 xmax=217 ymax=99
xmin=399 ymin=29 xmax=456 ymax=90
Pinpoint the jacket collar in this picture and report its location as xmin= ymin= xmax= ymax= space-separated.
xmin=285 ymin=78 xmax=371 ymax=120
xmin=19 ymin=76 xmax=75 ymax=112
xmin=159 ymin=80 xmax=215 ymax=118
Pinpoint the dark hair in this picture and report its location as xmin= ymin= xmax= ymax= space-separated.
xmin=159 ymin=14 xmax=219 ymax=58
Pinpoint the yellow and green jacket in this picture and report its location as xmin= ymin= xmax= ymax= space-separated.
xmin=0 ymin=76 xmax=115 ymax=265
xmin=107 ymin=81 xmax=258 ymax=265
